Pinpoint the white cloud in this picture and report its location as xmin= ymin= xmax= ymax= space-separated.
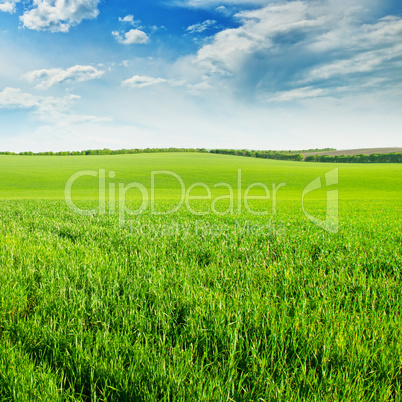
xmin=0 ymin=87 xmax=39 ymax=108
xmin=173 ymin=0 xmax=268 ymax=8
xmin=309 ymin=15 xmax=402 ymax=53
xmin=306 ymin=44 xmax=402 ymax=81
xmin=0 ymin=87 xmax=111 ymax=128
xmin=268 ymin=87 xmax=327 ymax=102
xmin=196 ymin=2 xmax=321 ymax=74
xmin=186 ymin=19 xmax=217 ymax=34
xmin=112 ymin=29 xmax=149 ymax=45
xmin=22 ymin=65 xmax=104 ymax=89
xmin=122 ymin=75 xmax=167 ymax=89
xmin=0 ymin=87 xmax=77 ymax=114
xmin=20 ymin=0 xmax=100 ymax=33
xmin=121 ymin=74 xmax=188 ymax=89
xmin=0 ymin=0 xmax=19 ymax=13
xmin=119 ymin=14 xmax=134 ymax=23
xmin=118 ymin=14 xmax=143 ymax=27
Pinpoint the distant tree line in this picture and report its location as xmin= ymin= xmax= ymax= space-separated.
xmin=305 ymin=153 xmax=402 ymax=163
xmin=210 ymin=149 xmax=304 ymax=161
xmin=211 ymin=149 xmax=401 ymax=163
xmin=288 ymin=148 xmax=336 ymax=153
xmin=0 ymin=148 xmax=400 ymax=163
xmin=0 ymin=148 xmax=208 ymax=156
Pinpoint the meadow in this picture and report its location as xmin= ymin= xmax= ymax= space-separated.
xmin=0 ymin=153 xmax=401 ymax=401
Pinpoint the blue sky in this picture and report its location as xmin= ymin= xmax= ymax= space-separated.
xmin=0 ymin=0 xmax=401 ymax=152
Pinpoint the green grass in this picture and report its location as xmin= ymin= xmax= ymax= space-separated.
xmin=0 ymin=153 xmax=401 ymax=400
xmin=0 ymin=153 xmax=401 ymax=200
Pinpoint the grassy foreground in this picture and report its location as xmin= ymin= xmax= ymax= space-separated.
xmin=0 ymin=154 xmax=401 ymax=401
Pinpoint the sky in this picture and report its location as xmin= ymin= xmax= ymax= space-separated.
xmin=0 ymin=0 xmax=401 ymax=152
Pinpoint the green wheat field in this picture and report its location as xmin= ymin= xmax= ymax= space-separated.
xmin=0 ymin=153 xmax=401 ymax=401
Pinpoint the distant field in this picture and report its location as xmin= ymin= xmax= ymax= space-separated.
xmin=302 ymin=147 xmax=402 ymax=156
xmin=0 ymin=153 xmax=401 ymax=400
xmin=0 ymin=153 xmax=401 ymax=200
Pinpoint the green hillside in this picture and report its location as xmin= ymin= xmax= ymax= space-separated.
xmin=0 ymin=153 xmax=401 ymax=200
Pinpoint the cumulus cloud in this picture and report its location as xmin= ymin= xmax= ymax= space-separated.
xmin=0 ymin=0 xmax=19 ymax=13
xmin=122 ymin=75 xmax=167 ymax=89
xmin=118 ymin=14 xmax=136 ymax=24
xmin=20 ymin=0 xmax=100 ymax=33
xmin=196 ymin=2 xmax=322 ymax=74
xmin=22 ymin=65 xmax=104 ymax=89
xmin=112 ymin=29 xmax=149 ymax=45
xmin=186 ymin=19 xmax=217 ymax=34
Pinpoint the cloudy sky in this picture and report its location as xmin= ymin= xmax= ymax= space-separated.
xmin=0 ymin=0 xmax=401 ymax=152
